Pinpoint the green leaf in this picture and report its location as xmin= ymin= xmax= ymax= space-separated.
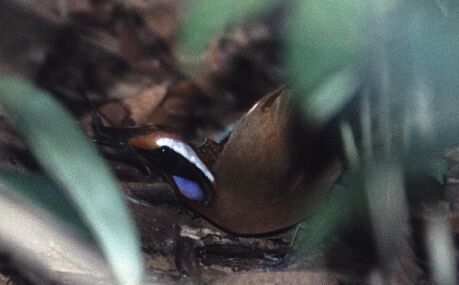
xmin=340 ymin=120 xmax=360 ymax=167
xmin=300 ymin=67 xmax=360 ymax=125
xmin=0 ymin=77 xmax=143 ymax=285
xmin=426 ymin=213 xmax=457 ymax=285
xmin=404 ymin=156 xmax=447 ymax=187
xmin=360 ymin=90 xmax=373 ymax=161
xmin=427 ymin=159 xmax=448 ymax=185
xmin=179 ymin=0 xmax=277 ymax=53
xmin=0 ymin=169 xmax=89 ymax=235
xmin=365 ymin=161 xmax=409 ymax=266
xmin=286 ymin=0 xmax=367 ymax=125
xmin=292 ymin=182 xmax=365 ymax=257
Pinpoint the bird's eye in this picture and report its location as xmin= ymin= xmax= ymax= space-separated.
xmin=171 ymin=175 xmax=204 ymax=201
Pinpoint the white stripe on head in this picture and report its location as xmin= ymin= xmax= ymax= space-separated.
xmin=155 ymin=137 xmax=215 ymax=182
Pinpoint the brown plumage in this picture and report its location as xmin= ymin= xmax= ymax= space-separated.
xmin=94 ymin=87 xmax=341 ymax=235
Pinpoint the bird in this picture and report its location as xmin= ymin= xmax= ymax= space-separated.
xmin=92 ymin=87 xmax=342 ymax=235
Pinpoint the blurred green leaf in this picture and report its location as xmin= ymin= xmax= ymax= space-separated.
xmin=286 ymin=0 xmax=367 ymax=125
xmin=404 ymin=156 xmax=447 ymax=190
xmin=426 ymin=212 xmax=457 ymax=285
xmin=299 ymin=67 xmax=360 ymax=125
xmin=293 ymin=94 xmax=368 ymax=258
xmin=360 ymin=90 xmax=373 ymax=161
xmin=0 ymin=169 xmax=89 ymax=235
xmin=340 ymin=120 xmax=360 ymax=167
xmin=179 ymin=0 xmax=276 ymax=53
xmin=428 ymin=159 xmax=448 ymax=184
xmin=365 ymin=161 xmax=409 ymax=266
xmin=0 ymin=76 xmax=143 ymax=285
xmin=376 ymin=1 xmax=459 ymax=156
xmin=293 ymin=182 xmax=365 ymax=257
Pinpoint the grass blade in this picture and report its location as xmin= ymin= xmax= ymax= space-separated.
xmin=286 ymin=0 xmax=367 ymax=126
xmin=426 ymin=212 xmax=457 ymax=285
xmin=340 ymin=120 xmax=360 ymax=167
xmin=0 ymin=76 xmax=143 ymax=285
xmin=360 ymin=89 xmax=373 ymax=160
xmin=293 ymin=184 xmax=364 ymax=257
xmin=0 ymin=169 xmax=89 ymax=234
xmin=365 ymin=161 xmax=409 ymax=268
xmin=299 ymin=67 xmax=361 ymax=126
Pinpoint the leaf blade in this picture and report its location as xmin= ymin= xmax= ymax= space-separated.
xmin=0 ymin=76 xmax=143 ymax=285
